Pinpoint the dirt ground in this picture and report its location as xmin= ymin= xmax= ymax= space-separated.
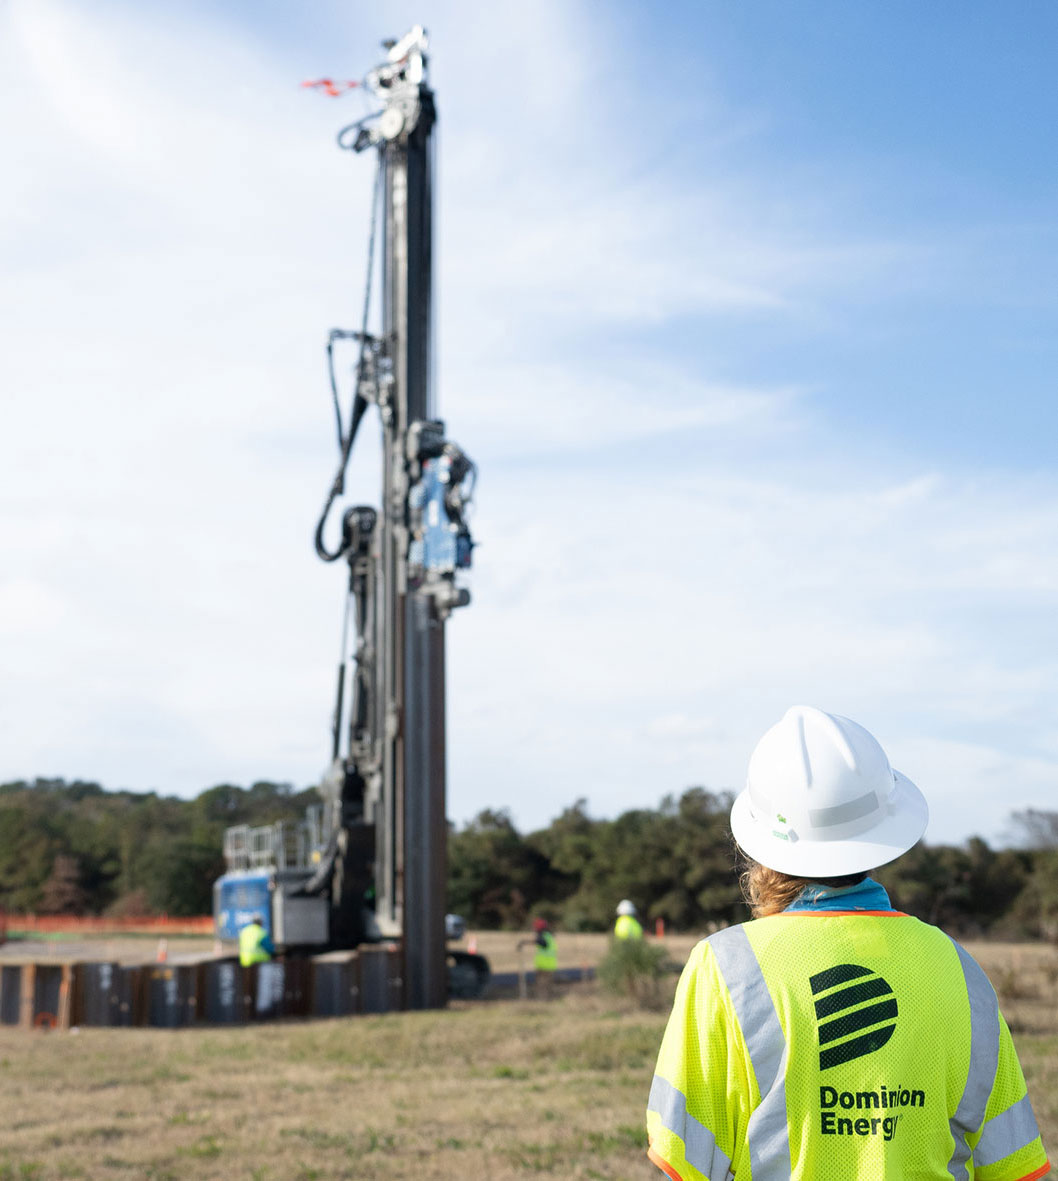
xmin=0 ymin=929 xmax=702 ymax=972
xmin=0 ymin=935 xmax=220 ymax=966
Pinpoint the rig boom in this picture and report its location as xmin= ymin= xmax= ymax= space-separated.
xmin=214 ymin=27 xmax=480 ymax=1009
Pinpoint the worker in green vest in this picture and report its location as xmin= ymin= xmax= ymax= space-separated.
xmin=647 ymin=705 xmax=1048 ymax=1181
xmin=238 ymin=914 xmax=274 ymax=968
xmin=518 ymin=917 xmax=557 ymax=999
xmin=615 ymin=899 xmax=644 ymax=941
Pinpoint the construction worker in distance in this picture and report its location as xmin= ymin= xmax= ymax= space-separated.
xmin=518 ymin=917 xmax=558 ymax=999
xmin=238 ymin=913 xmax=274 ymax=968
xmin=615 ymin=899 xmax=644 ymax=941
xmin=647 ymin=705 xmax=1049 ymax=1181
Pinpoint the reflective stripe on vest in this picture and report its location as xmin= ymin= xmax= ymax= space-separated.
xmin=947 ymin=939 xmax=1000 ymax=1181
xmin=649 ymin=915 xmax=1048 ymax=1181
xmin=975 ymin=1094 xmax=1042 ymax=1168
xmin=648 ymin=1074 xmax=733 ymax=1181
xmin=708 ymin=925 xmax=792 ymax=1181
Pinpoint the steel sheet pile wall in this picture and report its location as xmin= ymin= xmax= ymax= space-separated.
xmin=359 ymin=944 xmax=404 ymax=1013
xmin=311 ymin=952 xmax=361 ymax=1017
xmin=202 ymin=958 xmax=247 ymax=1024
xmin=79 ymin=963 xmax=139 ymax=1026
xmin=1 ymin=965 xmax=21 ymax=1025
xmin=147 ymin=965 xmax=199 ymax=1028
xmin=0 ymin=964 xmax=75 ymax=1029
xmin=33 ymin=965 xmax=67 ymax=1028
xmin=252 ymin=959 xmax=312 ymax=1021
xmin=0 ymin=946 xmax=404 ymax=1029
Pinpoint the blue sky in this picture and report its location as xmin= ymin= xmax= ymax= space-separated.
xmin=2 ymin=0 xmax=1056 ymax=848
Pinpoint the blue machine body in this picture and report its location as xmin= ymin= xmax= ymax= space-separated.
xmin=213 ymin=870 xmax=273 ymax=941
xmin=408 ymin=453 xmax=473 ymax=575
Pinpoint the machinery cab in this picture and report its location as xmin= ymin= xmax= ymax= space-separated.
xmin=213 ymin=809 xmax=330 ymax=950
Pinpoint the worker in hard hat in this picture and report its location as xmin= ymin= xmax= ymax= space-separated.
xmin=615 ymin=899 xmax=644 ymax=941
xmin=518 ymin=917 xmax=558 ymax=999
xmin=647 ymin=706 xmax=1048 ymax=1181
xmin=238 ymin=914 xmax=274 ymax=968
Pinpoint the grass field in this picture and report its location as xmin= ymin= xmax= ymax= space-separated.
xmin=0 ymin=935 xmax=1054 ymax=1180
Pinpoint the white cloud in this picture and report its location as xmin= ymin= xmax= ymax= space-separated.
xmin=647 ymin=714 xmax=722 ymax=741
xmin=448 ymin=363 xmax=802 ymax=458
xmin=447 ymin=460 xmax=1058 ymax=840
xmin=0 ymin=578 xmax=68 ymax=636
xmin=895 ymin=737 xmax=1058 ymax=847
xmin=1 ymin=0 xmax=1054 ymax=854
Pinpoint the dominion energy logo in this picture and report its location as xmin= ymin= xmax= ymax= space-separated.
xmin=810 ymin=963 xmax=898 ymax=1070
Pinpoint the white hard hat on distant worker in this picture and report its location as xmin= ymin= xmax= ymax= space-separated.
xmin=616 ymin=899 xmax=637 ymax=916
xmin=729 ymin=705 xmax=928 ymax=878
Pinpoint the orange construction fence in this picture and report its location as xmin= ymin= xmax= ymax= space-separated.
xmin=5 ymin=914 xmax=214 ymax=937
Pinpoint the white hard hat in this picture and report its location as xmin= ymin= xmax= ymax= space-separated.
xmin=729 ymin=706 xmax=928 ymax=877
xmin=616 ymin=899 xmax=637 ymax=916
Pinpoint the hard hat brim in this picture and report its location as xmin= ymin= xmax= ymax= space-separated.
xmin=729 ymin=770 xmax=928 ymax=878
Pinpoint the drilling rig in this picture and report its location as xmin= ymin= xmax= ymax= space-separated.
xmin=213 ymin=27 xmax=487 ymax=1007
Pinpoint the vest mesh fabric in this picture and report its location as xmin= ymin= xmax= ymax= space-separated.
xmin=647 ymin=912 xmax=1047 ymax=1181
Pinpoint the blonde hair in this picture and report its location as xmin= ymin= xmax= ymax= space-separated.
xmin=740 ymin=862 xmax=811 ymax=917
xmin=739 ymin=859 xmax=868 ymax=918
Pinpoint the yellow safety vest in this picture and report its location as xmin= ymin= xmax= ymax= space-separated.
xmin=615 ymin=914 xmax=644 ymax=940
xmin=239 ymin=922 xmax=271 ymax=967
xmin=534 ymin=930 xmax=557 ymax=972
xmin=647 ymin=911 xmax=1048 ymax=1181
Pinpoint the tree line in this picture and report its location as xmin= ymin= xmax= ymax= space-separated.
xmin=2 ymin=778 xmax=1057 ymax=939
xmin=0 ymin=778 xmax=317 ymax=918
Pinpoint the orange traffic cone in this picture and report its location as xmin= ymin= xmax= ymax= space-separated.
xmin=156 ymin=938 xmax=168 ymax=963
xmin=467 ymin=935 xmax=478 ymax=954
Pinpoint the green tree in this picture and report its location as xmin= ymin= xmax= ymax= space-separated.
xmin=0 ymin=790 xmax=62 ymax=911
xmin=138 ymin=835 xmax=223 ymax=915
xmin=1007 ymin=809 xmax=1058 ymax=939
xmin=0 ymin=777 xmax=320 ymax=917
xmin=448 ymin=809 xmax=547 ymax=928
xmin=39 ymin=853 xmax=87 ymax=915
xmin=529 ymin=789 xmax=742 ymax=932
xmin=654 ymin=789 xmax=744 ymax=929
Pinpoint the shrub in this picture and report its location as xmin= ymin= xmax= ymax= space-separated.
xmin=597 ymin=938 xmax=669 ymax=1008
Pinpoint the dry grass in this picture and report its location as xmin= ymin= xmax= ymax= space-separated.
xmin=0 ymin=935 xmax=1054 ymax=1180
xmin=965 ymin=941 xmax=1058 ymax=1181
xmin=0 ymin=987 xmax=660 ymax=1180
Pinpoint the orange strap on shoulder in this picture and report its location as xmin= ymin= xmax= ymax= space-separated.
xmin=647 ymin=1145 xmax=685 ymax=1181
